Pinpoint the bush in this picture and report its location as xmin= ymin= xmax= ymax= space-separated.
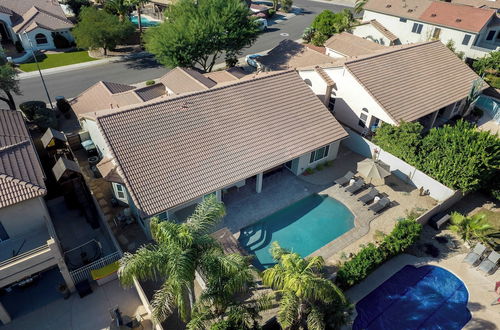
xmin=15 ymin=41 xmax=24 ymax=52
xmin=19 ymin=101 xmax=46 ymax=120
xmin=33 ymin=108 xmax=58 ymax=130
xmin=336 ymin=219 xmax=422 ymax=289
xmin=145 ymin=80 xmax=155 ymax=86
xmin=52 ymin=33 xmax=71 ymax=49
xmin=56 ymin=98 xmax=72 ymax=117
xmin=316 ymin=163 xmax=324 ymax=171
xmin=305 ymin=168 xmax=314 ymax=175
xmin=280 ymin=0 xmax=293 ymax=12
xmin=268 ymin=8 xmax=276 ymax=17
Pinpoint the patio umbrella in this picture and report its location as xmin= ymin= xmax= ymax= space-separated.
xmin=357 ymin=158 xmax=391 ymax=184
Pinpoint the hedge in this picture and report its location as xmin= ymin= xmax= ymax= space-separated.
xmin=336 ymin=219 xmax=422 ymax=289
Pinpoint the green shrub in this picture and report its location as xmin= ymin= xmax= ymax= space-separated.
xmin=15 ymin=41 xmax=24 ymax=52
xmin=33 ymin=108 xmax=58 ymax=130
xmin=316 ymin=163 xmax=324 ymax=171
xmin=19 ymin=101 xmax=46 ymax=120
xmin=145 ymin=80 xmax=155 ymax=86
xmin=52 ymin=32 xmax=71 ymax=49
xmin=305 ymin=168 xmax=314 ymax=175
xmin=268 ymin=8 xmax=276 ymax=17
xmin=336 ymin=219 xmax=422 ymax=289
xmin=325 ymin=160 xmax=333 ymax=167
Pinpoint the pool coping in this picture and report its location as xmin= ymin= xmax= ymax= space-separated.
xmin=308 ymin=184 xmax=378 ymax=260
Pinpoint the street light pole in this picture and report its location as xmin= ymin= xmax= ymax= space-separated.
xmin=24 ymin=32 xmax=54 ymax=110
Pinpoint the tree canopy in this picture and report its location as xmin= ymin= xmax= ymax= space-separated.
xmin=373 ymin=120 xmax=500 ymax=192
xmin=0 ymin=55 xmax=20 ymax=110
xmin=72 ymin=7 xmax=135 ymax=56
xmin=473 ymin=50 xmax=500 ymax=76
xmin=66 ymin=0 xmax=91 ymax=17
xmin=144 ymin=0 xmax=260 ymax=72
xmin=306 ymin=9 xmax=354 ymax=46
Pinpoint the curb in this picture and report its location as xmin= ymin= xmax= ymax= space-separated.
xmin=17 ymin=51 xmax=152 ymax=80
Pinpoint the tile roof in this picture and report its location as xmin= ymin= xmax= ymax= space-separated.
xmin=364 ymin=0 xmax=432 ymax=20
xmin=0 ymin=109 xmax=46 ymax=208
xmin=257 ymin=39 xmax=340 ymax=70
xmin=419 ymin=2 xmax=495 ymax=33
xmin=96 ymin=71 xmax=348 ymax=216
xmin=345 ymin=41 xmax=484 ymax=122
xmin=134 ymin=83 xmax=167 ymax=102
xmin=324 ymin=32 xmax=386 ymax=57
xmin=366 ymin=20 xmax=399 ymax=42
xmin=203 ymin=67 xmax=246 ymax=84
xmin=12 ymin=6 xmax=73 ymax=33
xmin=102 ymin=81 xmax=136 ymax=94
xmin=159 ymin=67 xmax=217 ymax=95
xmin=450 ymin=0 xmax=500 ymax=10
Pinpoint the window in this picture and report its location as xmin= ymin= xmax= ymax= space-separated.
xmin=462 ymin=34 xmax=471 ymax=45
xmin=496 ymin=31 xmax=500 ymax=40
xmin=432 ymin=28 xmax=441 ymax=40
xmin=411 ymin=23 xmax=423 ymax=34
xmin=399 ymin=18 xmax=407 ymax=23
xmin=35 ymin=33 xmax=48 ymax=44
xmin=116 ymin=184 xmax=125 ymax=199
xmin=328 ymin=97 xmax=336 ymax=111
xmin=358 ymin=113 xmax=368 ymax=127
xmin=0 ymin=222 xmax=8 ymax=241
xmin=309 ymin=145 xmax=330 ymax=163
xmin=304 ymin=79 xmax=312 ymax=86
xmin=486 ymin=30 xmax=496 ymax=41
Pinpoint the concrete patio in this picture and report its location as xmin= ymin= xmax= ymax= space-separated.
xmin=0 ymin=279 xmax=152 ymax=330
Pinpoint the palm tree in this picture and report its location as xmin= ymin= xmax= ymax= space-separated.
xmin=105 ymin=0 xmax=131 ymax=21
xmin=449 ymin=212 xmax=493 ymax=245
xmin=354 ymin=0 xmax=367 ymax=14
xmin=119 ymin=195 xmax=247 ymax=323
xmin=126 ymin=0 xmax=149 ymax=36
xmin=262 ymin=242 xmax=351 ymax=330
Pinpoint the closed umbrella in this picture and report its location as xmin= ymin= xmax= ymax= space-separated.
xmin=357 ymin=158 xmax=391 ymax=184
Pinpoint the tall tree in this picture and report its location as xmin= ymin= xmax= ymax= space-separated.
xmin=73 ymin=7 xmax=135 ymax=56
xmin=372 ymin=121 xmax=423 ymax=165
xmin=309 ymin=9 xmax=355 ymax=46
xmin=145 ymin=0 xmax=260 ymax=72
xmin=449 ymin=212 xmax=495 ymax=246
xmin=262 ymin=242 xmax=350 ymax=330
xmin=354 ymin=0 xmax=367 ymax=14
xmin=105 ymin=0 xmax=132 ymax=21
xmin=66 ymin=0 xmax=91 ymax=17
xmin=119 ymin=195 xmax=253 ymax=323
xmin=0 ymin=55 xmax=20 ymax=110
xmin=126 ymin=0 xmax=149 ymax=39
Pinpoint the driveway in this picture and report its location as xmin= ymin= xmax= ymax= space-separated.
xmin=14 ymin=0 xmax=351 ymax=105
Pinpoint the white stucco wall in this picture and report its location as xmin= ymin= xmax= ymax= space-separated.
xmin=325 ymin=48 xmax=346 ymax=58
xmin=295 ymin=140 xmax=341 ymax=174
xmin=352 ymin=24 xmax=393 ymax=46
xmin=80 ymin=118 xmax=111 ymax=158
xmin=0 ymin=197 xmax=49 ymax=238
xmin=18 ymin=28 xmax=74 ymax=51
xmin=362 ymin=10 xmax=489 ymax=59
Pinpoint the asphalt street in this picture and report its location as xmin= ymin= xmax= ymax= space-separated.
xmin=14 ymin=0 xmax=351 ymax=105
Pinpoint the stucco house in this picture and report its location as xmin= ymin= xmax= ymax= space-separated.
xmin=0 ymin=109 xmax=73 ymax=325
xmin=352 ymin=0 xmax=500 ymax=60
xmin=324 ymin=32 xmax=387 ymax=58
xmin=77 ymin=71 xmax=348 ymax=237
xmin=0 ymin=0 xmax=74 ymax=51
xmin=297 ymin=41 xmax=485 ymax=135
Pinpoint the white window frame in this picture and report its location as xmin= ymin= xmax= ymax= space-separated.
xmin=115 ymin=183 xmax=125 ymax=199
xmin=412 ymin=23 xmax=423 ymax=34
xmin=309 ymin=145 xmax=330 ymax=164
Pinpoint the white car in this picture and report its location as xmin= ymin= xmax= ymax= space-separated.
xmin=245 ymin=54 xmax=262 ymax=68
xmin=255 ymin=18 xmax=268 ymax=31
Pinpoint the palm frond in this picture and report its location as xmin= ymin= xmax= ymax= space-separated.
xmin=118 ymin=245 xmax=168 ymax=286
xmin=150 ymin=280 xmax=177 ymax=323
xmin=307 ymin=305 xmax=326 ymax=330
xmin=186 ymin=195 xmax=226 ymax=235
xmin=276 ymin=291 xmax=299 ymax=329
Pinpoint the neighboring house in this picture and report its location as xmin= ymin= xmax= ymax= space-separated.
xmin=352 ymin=20 xmax=400 ymax=46
xmin=353 ymin=0 xmax=499 ymax=60
xmin=71 ymin=67 xmax=246 ymax=118
xmin=0 ymin=109 xmax=73 ymax=324
xmin=0 ymin=0 xmax=73 ymax=51
xmin=296 ymin=41 xmax=485 ymax=135
xmin=77 ymin=71 xmax=347 ymax=237
xmin=324 ymin=32 xmax=387 ymax=58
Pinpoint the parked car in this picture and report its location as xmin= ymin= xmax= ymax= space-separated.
xmin=255 ymin=18 xmax=268 ymax=31
xmin=246 ymin=54 xmax=262 ymax=68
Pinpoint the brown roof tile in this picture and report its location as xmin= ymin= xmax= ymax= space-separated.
xmin=0 ymin=109 xmax=46 ymax=208
xmin=96 ymin=71 xmax=348 ymax=216
xmin=159 ymin=67 xmax=217 ymax=95
xmin=134 ymin=83 xmax=167 ymax=101
xmin=419 ymin=2 xmax=495 ymax=33
xmin=345 ymin=41 xmax=484 ymax=122
xmin=364 ymin=0 xmax=432 ymax=20
xmin=324 ymin=32 xmax=386 ymax=57
xmin=367 ymin=20 xmax=399 ymax=42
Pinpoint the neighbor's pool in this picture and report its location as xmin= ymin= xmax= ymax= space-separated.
xmin=238 ymin=194 xmax=354 ymax=269
xmin=354 ymin=265 xmax=471 ymax=330
xmin=476 ymin=95 xmax=500 ymax=123
xmin=130 ymin=15 xmax=160 ymax=27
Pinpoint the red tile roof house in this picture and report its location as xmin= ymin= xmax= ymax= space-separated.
xmin=76 ymin=71 xmax=348 ymax=238
xmin=0 ymin=109 xmax=74 ymax=324
xmin=0 ymin=0 xmax=73 ymax=52
xmin=295 ymin=41 xmax=485 ymax=135
xmin=351 ymin=0 xmax=500 ymax=60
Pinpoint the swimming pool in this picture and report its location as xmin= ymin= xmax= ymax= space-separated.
xmin=238 ymin=194 xmax=354 ymax=269
xmin=130 ymin=15 xmax=160 ymax=27
xmin=476 ymin=95 xmax=500 ymax=124
xmin=354 ymin=265 xmax=471 ymax=330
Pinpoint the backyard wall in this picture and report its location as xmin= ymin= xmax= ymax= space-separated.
xmin=415 ymin=190 xmax=465 ymax=225
xmin=341 ymin=129 xmax=456 ymax=202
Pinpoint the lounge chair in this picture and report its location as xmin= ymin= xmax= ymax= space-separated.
xmin=334 ymin=171 xmax=355 ymax=186
xmin=478 ymin=250 xmax=500 ymax=275
xmin=463 ymin=243 xmax=487 ymax=267
xmin=345 ymin=179 xmax=365 ymax=195
xmin=368 ymin=197 xmax=391 ymax=214
xmin=357 ymin=188 xmax=379 ymax=205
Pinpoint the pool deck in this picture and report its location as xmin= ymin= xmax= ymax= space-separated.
xmin=346 ymin=253 xmax=500 ymax=329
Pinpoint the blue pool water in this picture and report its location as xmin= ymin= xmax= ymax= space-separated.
xmin=476 ymin=95 xmax=500 ymax=123
xmin=354 ymin=265 xmax=471 ymax=330
xmin=238 ymin=194 xmax=354 ymax=269
xmin=130 ymin=15 xmax=160 ymax=27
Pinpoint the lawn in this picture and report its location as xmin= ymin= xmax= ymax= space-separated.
xmin=476 ymin=208 xmax=500 ymax=248
xmin=19 ymin=51 xmax=98 ymax=72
